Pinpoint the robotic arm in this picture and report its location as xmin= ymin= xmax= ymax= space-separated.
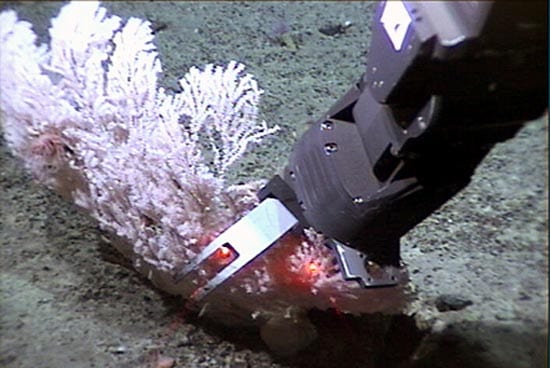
xmin=176 ymin=1 xmax=548 ymax=298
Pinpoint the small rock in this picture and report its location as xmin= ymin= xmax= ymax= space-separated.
xmin=318 ymin=21 xmax=352 ymax=36
xmin=155 ymin=356 xmax=175 ymax=368
xmin=434 ymin=294 xmax=473 ymax=312
xmin=495 ymin=309 xmax=515 ymax=321
xmin=260 ymin=311 xmax=317 ymax=356
xmin=109 ymin=345 xmax=127 ymax=354
xmin=177 ymin=334 xmax=191 ymax=347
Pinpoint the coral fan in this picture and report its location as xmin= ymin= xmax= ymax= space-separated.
xmin=0 ymin=1 xmax=408 ymax=353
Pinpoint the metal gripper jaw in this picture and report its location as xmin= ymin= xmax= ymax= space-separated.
xmin=173 ymin=198 xmax=298 ymax=302
xmin=326 ymin=239 xmax=399 ymax=288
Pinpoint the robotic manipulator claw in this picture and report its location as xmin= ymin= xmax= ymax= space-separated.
xmin=174 ymin=0 xmax=548 ymax=301
xmin=173 ymin=194 xmax=400 ymax=302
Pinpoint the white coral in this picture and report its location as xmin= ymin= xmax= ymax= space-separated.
xmin=0 ymin=1 xmax=278 ymax=270
xmin=179 ymin=61 xmax=278 ymax=176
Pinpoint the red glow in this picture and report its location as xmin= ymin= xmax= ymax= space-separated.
xmin=216 ymin=245 xmax=232 ymax=259
xmin=306 ymin=262 xmax=319 ymax=274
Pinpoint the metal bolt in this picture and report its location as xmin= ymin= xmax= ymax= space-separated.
xmin=417 ymin=116 xmax=426 ymax=129
xmin=352 ymin=196 xmax=364 ymax=204
xmin=324 ymin=143 xmax=338 ymax=155
xmin=320 ymin=121 xmax=333 ymax=130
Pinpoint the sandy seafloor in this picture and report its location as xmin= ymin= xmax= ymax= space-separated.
xmin=0 ymin=2 xmax=547 ymax=368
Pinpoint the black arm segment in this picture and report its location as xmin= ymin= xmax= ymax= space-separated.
xmin=261 ymin=1 xmax=548 ymax=267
